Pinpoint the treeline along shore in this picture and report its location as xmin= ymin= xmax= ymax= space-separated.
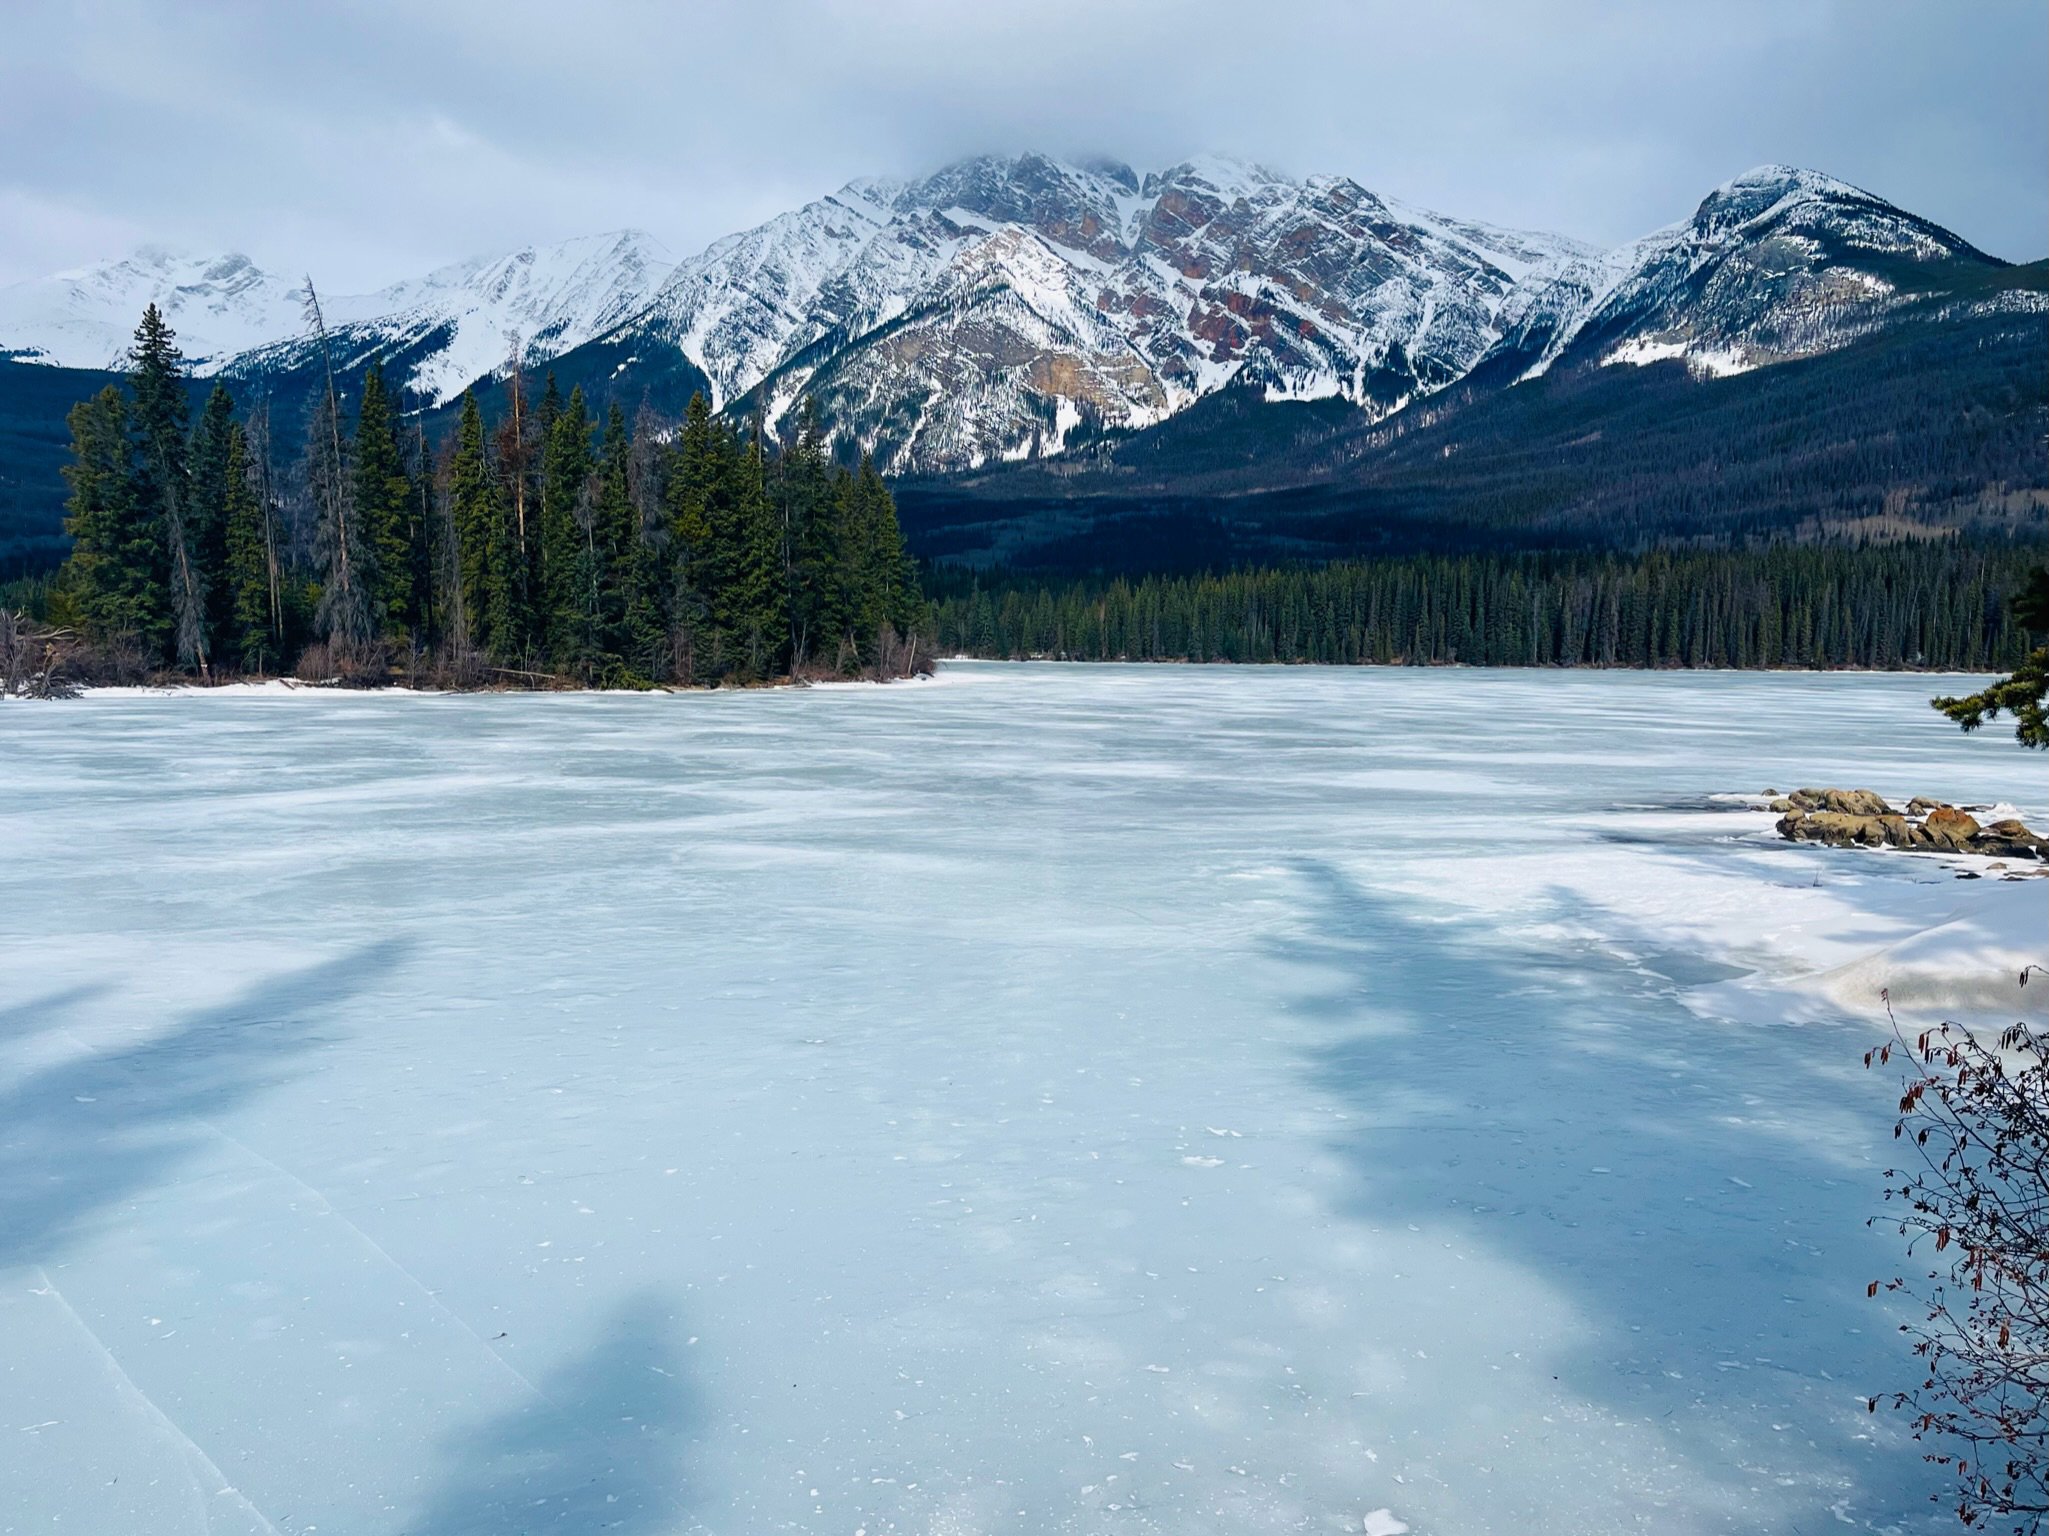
xmin=5 ymin=307 xmax=2045 ymax=695
xmin=930 ymin=544 xmax=2046 ymax=671
xmin=21 ymin=305 xmax=930 ymax=690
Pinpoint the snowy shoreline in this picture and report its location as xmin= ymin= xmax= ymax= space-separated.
xmin=23 ymin=656 xmax=2005 ymax=700
xmin=1569 ymin=794 xmax=2047 ymax=1030
xmin=48 ymin=671 xmax=947 ymax=699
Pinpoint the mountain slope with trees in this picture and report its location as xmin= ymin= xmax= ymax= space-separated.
xmin=896 ymin=274 xmax=2048 ymax=574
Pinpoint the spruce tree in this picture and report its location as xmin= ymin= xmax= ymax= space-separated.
xmin=187 ymin=384 xmax=237 ymax=650
xmin=540 ymin=386 xmax=594 ymax=663
xmin=54 ymin=386 xmax=159 ymax=649
xmin=492 ymin=368 xmax=538 ymax=656
xmin=220 ymin=422 xmax=276 ymax=671
xmin=402 ymin=413 xmax=436 ymax=651
xmin=665 ymin=394 xmax=719 ymax=682
xmin=449 ymin=390 xmax=496 ymax=658
xmin=777 ymin=399 xmax=836 ymax=670
xmin=820 ymin=465 xmax=861 ymax=670
xmin=351 ymin=363 xmax=413 ymax=642
xmin=128 ymin=305 xmax=192 ymax=666
xmin=128 ymin=304 xmax=189 ymax=512
xmin=621 ymin=404 xmax=674 ymax=681
xmin=484 ymin=454 xmax=526 ymax=666
xmin=703 ymin=421 xmax=782 ymax=677
xmin=592 ymin=404 xmax=637 ymax=676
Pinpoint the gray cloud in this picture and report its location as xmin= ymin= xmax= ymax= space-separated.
xmin=1 ymin=0 xmax=2042 ymax=288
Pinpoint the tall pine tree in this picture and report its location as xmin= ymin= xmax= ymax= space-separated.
xmin=351 ymin=363 xmax=414 ymax=642
xmin=220 ymin=422 xmax=278 ymax=672
xmin=54 ymin=387 xmax=158 ymax=650
xmin=187 ymin=384 xmax=238 ymax=653
xmin=449 ymin=390 xmax=497 ymax=658
xmin=129 ymin=305 xmax=194 ymax=667
xmin=540 ymin=386 xmax=594 ymax=664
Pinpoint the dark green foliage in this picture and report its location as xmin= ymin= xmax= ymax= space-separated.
xmin=664 ymin=394 xmax=718 ymax=681
xmin=127 ymin=306 xmax=189 ymax=524
xmin=896 ymin=301 xmax=2049 ymax=575
xmin=776 ymin=398 xmax=837 ymax=666
xmin=1931 ymin=565 xmax=2049 ymax=747
xmin=126 ymin=306 xmax=210 ymax=672
xmin=620 ymin=405 xmax=674 ymax=681
xmin=765 ymin=401 xmax=922 ymax=675
xmin=821 ymin=457 xmax=922 ymax=672
xmin=540 ymin=386 xmax=595 ymax=664
xmin=187 ymin=385 xmax=237 ymax=649
xmin=53 ymin=385 xmax=160 ymax=649
xmin=665 ymin=394 xmax=780 ymax=676
xmin=0 ymin=572 xmax=52 ymax=620
xmin=352 ymin=364 xmax=416 ymax=641
xmin=449 ymin=390 xmax=497 ymax=656
xmin=588 ymin=404 xmax=637 ymax=678
xmin=40 ymin=312 xmax=922 ymax=683
xmin=492 ymin=373 xmax=540 ymax=660
xmin=220 ymin=422 xmax=280 ymax=671
xmin=708 ymin=426 xmax=783 ymax=677
xmin=934 ymin=543 xmax=2043 ymax=673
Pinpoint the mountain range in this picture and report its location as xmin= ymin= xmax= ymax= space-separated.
xmin=1 ymin=152 xmax=2043 ymax=574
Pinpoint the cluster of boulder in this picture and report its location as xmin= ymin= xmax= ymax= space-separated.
xmin=1769 ymin=788 xmax=2047 ymax=861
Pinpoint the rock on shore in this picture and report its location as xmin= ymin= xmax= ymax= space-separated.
xmin=1770 ymin=788 xmax=2047 ymax=861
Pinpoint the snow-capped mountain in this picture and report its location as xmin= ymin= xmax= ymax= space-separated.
xmin=1483 ymin=166 xmax=2002 ymax=382
xmin=0 ymin=230 xmax=675 ymax=402
xmin=0 ymin=157 xmax=2019 ymax=477
xmin=285 ymin=229 xmax=676 ymax=406
xmin=616 ymin=153 xmax=1595 ymax=470
xmin=0 ymin=247 xmax=308 ymax=370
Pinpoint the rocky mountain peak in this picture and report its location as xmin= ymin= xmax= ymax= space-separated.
xmin=0 ymin=153 xmax=2012 ymax=478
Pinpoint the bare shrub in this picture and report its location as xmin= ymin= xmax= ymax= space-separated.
xmin=0 ymin=609 xmax=83 ymax=698
xmin=1869 ymin=973 xmax=2049 ymax=1532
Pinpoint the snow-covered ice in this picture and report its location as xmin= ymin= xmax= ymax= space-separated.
xmin=1 ymin=662 xmax=2043 ymax=1534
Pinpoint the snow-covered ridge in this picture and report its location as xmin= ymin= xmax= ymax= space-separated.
xmin=0 ymin=156 xmax=2009 ymax=470
xmin=627 ymin=152 xmax=1598 ymax=470
xmin=0 ymin=246 xmax=308 ymax=370
xmin=1486 ymin=164 xmax=1993 ymax=382
xmin=0 ymin=229 xmax=675 ymax=398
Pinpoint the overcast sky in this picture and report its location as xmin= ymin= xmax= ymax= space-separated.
xmin=2 ymin=0 xmax=2043 ymax=290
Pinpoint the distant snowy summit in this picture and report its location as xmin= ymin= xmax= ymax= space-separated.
xmin=0 ymin=229 xmax=676 ymax=391
xmin=1485 ymin=165 xmax=2005 ymax=384
xmin=0 ymin=155 xmax=2018 ymax=474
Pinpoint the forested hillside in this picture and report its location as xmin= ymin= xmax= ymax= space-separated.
xmin=898 ymin=281 xmax=2049 ymax=573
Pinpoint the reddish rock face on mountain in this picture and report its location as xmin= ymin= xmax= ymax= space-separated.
xmin=0 ymin=156 xmax=2012 ymax=477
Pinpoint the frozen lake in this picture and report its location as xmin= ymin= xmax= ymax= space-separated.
xmin=2 ymin=662 xmax=2044 ymax=1535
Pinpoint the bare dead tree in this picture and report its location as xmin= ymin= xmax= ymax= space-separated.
xmin=159 ymin=449 xmax=210 ymax=680
xmin=502 ymin=332 xmax=529 ymax=554
xmin=429 ymin=430 xmax=476 ymax=682
xmin=245 ymin=394 xmax=285 ymax=654
xmin=1 ymin=610 xmax=81 ymax=698
xmin=1869 ymin=974 xmax=2049 ymax=1533
xmin=303 ymin=278 xmax=371 ymax=658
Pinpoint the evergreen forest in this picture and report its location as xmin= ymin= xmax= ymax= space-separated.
xmin=36 ymin=306 xmax=929 ymax=687
xmin=9 ymin=304 xmax=2046 ymax=693
xmin=931 ymin=544 xmax=2045 ymax=671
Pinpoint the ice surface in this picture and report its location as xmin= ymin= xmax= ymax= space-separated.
xmin=1 ymin=663 xmax=2043 ymax=1534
